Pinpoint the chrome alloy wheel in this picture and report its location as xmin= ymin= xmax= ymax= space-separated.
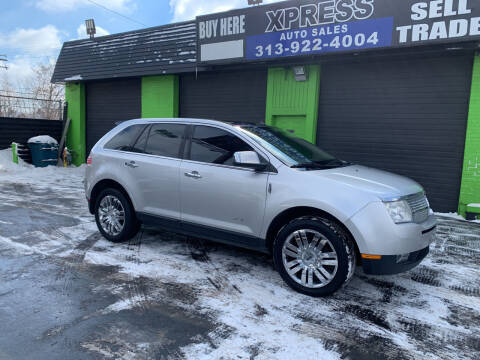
xmin=282 ymin=229 xmax=339 ymax=289
xmin=98 ymin=195 xmax=125 ymax=236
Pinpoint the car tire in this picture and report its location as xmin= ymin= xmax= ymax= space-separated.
xmin=273 ymin=217 xmax=356 ymax=297
xmin=94 ymin=188 xmax=140 ymax=243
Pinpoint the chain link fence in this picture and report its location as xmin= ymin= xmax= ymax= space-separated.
xmin=0 ymin=94 xmax=63 ymax=120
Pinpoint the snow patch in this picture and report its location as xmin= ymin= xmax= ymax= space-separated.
xmin=436 ymin=212 xmax=480 ymax=223
xmin=0 ymin=235 xmax=47 ymax=256
xmin=28 ymin=135 xmax=58 ymax=145
xmin=64 ymin=75 xmax=83 ymax=81
xmin=436 ymin=212 xmax=466 ymax=221
xmin=103 ymin=296 xmax=146 ymax=314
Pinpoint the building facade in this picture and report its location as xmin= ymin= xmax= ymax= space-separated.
xmin=53 ymin=0 xmax=480 ymax=215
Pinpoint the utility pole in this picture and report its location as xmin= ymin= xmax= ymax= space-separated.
xmin=0 ymin=55 xmax=7 ymax=70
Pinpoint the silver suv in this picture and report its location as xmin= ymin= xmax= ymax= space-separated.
xmin=85 ymin=118 xmax=437 ymax=296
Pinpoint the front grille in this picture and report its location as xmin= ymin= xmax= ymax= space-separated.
xmin=405 ymin=192 xmax=429 ymax=223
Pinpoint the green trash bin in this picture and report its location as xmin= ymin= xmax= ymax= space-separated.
xmin=28 ymin=143 xmax=59 ymax=168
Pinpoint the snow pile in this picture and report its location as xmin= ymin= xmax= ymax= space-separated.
xmin=436 ymin=212 xmax=480 ymax=223
xmin=27 ymin=135 xmax=58 ymax=145
xmin=0 ymin=148 xmax=85 ymax=182
xmin=0 ymin=148 xmax=32 ymax=173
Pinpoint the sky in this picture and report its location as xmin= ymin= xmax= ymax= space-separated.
xmin=0 ymin=0 xmax=282 ymax=89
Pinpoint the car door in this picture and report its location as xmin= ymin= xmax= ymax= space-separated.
xmin=126 ymin=122 xmax=187 ymax=220
xmin=180 ymin=124 xmax=270 ymax=243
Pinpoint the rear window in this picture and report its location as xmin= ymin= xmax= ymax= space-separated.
xmin=104 ymin=124 xmax=145 ymax=151
xmin=144 ymin=123 xmax=186 ymax=159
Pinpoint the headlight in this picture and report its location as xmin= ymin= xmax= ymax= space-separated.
xmin=384 ymin=200 xmax=413 ymax=224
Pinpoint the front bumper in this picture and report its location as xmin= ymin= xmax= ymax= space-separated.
xmin=345 ymin=201 xmax=437 ymax=255
xmin=362 ymin=246 xmax=430 ymax=275
xmin=344 ymin=201 xmax=437 ymax=275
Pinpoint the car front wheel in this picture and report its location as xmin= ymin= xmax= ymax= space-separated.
xmin=273 ymin=217 xmax=356 ymax=297
xmin=95 ymin=188 xmax=140 ymax=243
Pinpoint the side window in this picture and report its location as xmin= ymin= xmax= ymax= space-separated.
xmin=144 ymin=123 xmax=186 ymax=159
xmin=189 ymin=125 xmax=254 ymax=166
xmin=104 ymin=124 xmax=146 ymax=151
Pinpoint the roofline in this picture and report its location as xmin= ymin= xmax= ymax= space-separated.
xmin=55 ymin=66 xmax=203 ymax=84
xmin=61 ymin=19 xmax=196 ymax=47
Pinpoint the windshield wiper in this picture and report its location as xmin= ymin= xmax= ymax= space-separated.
xmin=291 ymin=159 xmax=351 ymax=169
xmin=319 ymin=159 xmax=351 ymax=167
xmin=290 ymin=162 xmax=327 ymax=169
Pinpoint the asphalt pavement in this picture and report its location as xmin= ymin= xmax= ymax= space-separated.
xmin=0 ymin=169 xmax=479 ymax=359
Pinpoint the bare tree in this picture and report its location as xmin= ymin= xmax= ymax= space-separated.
xmin=27 ymin=63 xmax=65 ymax=120
xmin=30 ymin=63 xmax=64 ymax=99
xmin=0 ymin=61 xmax=64 ymax=120
xmin=0 ymin=77 xmax=18 ymax=117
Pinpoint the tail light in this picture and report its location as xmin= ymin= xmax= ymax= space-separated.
xmin=87 ymin=155 xmax=92 ymax=165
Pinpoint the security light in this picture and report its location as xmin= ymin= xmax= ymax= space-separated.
xmin=293 ymin=66 xmax=307 ymax=82
xmin=85 ymin=19 xmax=96 ymax=39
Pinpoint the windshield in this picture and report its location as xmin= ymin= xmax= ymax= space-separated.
xmin=237 ymin=125 xmax=347 ymax=169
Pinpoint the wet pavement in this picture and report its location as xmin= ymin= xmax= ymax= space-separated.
xmin=0 ymin=169 xmax=479 ymax=359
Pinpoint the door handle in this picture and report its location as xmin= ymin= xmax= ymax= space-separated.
xmin=184 ymin=171 xmax=202 ymax=179
xmin=125 ymin=161 xmax=139 ymax=169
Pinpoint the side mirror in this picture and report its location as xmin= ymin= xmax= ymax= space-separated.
xmin=234 ymin=151 xmax=268 ymax=171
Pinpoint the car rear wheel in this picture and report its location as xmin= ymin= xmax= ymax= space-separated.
xmin=273 ymin=217 xmax=356 ymax=297
xmin=95 ymin=188 xmax=140 ymax=243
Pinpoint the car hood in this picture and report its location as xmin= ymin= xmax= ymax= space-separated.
xmin=316 ymin=165 xmax=423 ymax=199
